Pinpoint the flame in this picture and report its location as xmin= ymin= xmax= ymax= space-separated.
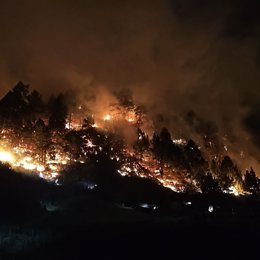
xmin=224 ymin=183 xmax=244 ymax=196
xmin=21 ymin=163 xmax=37 ymax=170
xmin=0 ymin=151 xmax=15 ymax=163
xmin=0 ymin=98 xmax=249 ymax=196
xmin=104 ymin=114 xmax=111 ymax=121
xmin=37 ymin=165 xmax=45 ymax=172
xmin=49 ymin=164 xmax=58 ymax=171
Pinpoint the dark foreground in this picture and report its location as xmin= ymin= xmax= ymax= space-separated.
xmin=2 ymin=211 xmax=260 ymax=259
xmin=1 ymin=169 xmax=260 ymax=259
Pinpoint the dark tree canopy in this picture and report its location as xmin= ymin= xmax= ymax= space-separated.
xmin=200 ymin=172 xmax=221 ymax=194
xmin=244 ymin=168 xmax=260 ymax=194
xmin=0 ymin=81 xmax=30 ymax=126
xmin=48 ymin=94 xmax=68 ymax=131
xmin=219 ymin=156 xmax=242 ymax=189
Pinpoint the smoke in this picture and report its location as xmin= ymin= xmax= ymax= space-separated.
xmin=1 ymin=0 xmax=260 ymax=172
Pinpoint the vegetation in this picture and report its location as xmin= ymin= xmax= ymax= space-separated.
xmin=0 ymin=81 xmax=259 ymax=195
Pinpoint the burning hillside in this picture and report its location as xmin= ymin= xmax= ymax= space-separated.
xmin=0 ymin=81 xmax=259 ymax=196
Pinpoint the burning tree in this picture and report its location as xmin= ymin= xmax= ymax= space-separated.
xmin=0 ymin=82 xmax=257 ymax=196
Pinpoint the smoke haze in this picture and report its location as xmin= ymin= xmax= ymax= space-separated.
xmin=1 ymin=0 xmax=260 ymax=171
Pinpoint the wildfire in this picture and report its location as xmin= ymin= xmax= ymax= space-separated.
xmin=127 ymin=117 xmax=135 ymax=123
xmin=172 ymin=139 xmax=187 ymax=145
xmin=37 ymin=165 xmax=45 ymax=172
xmin=0 ymin=151 xmax=15 ymax=163
xmin=0 ymin=83 xmax=253 ymax=197
xmin=0 ymin=141 xmax=70 ymax=183
xmin=158 ymin=179 xmax=180 ymax=193
xmin=224 ymin=183 xmax=244 ymax=196
xmin=102 ymin=109 xmax=138 ymax=124
xmin=104 ymin=114 xmax=112 ymax=121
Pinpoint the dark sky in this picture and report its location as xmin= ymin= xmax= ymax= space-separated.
xmin=1 ymin=0 xmax=260 ymax=170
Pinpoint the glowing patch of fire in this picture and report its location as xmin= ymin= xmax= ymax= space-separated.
xmin=0 ymin=151 xmax=15 ymax=163
xmin=104 ymin=115 xmax=111 ymax=121
xmin=172 ymin=139 xmax=187 ymax=145
xmin=223 ymin=184 xmax=243 ymax=196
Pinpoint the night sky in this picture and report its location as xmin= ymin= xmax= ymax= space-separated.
xmin=1 ymin=0 xmax=260 ymax=171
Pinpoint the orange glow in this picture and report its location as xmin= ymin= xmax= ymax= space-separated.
xmin=104 ymin=114 xmax=111 ymax=121
xmin=0 ymin=151 xmax=15 ymax=163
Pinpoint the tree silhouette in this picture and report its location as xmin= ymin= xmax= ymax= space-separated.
xmin=63 ymin=130 xmax=83 ymax=160
xmin=184 ymin=139 xmax=208 ymax=181
xmin=0 ymin=81 xmax=30 ymax=127
xmin=134 ymin=128 xmax=150 ymax=157
xmin=219 ymin=156 xmax=242 ymax=190
xmin=115 ymin=88 xmax=134 ymax=109
xmin=159 ymin=127 xmax=173 ymax=160
xmin=48 ymin=94 xmax=68 ymax=131
xmin=152 ymin=127 xmax=187 ymax=173
xmin=152 ymin=132 xmax=161 ymax=160
xmin=28 ymin=90 xmax=45 ymax=121
xmin=244 ymin=168 xmax=260 ymax=194
xmin=200 ymin=172 xmax=221 ymax=194
xmin=33 ymin=119 xmax=51 ymax=163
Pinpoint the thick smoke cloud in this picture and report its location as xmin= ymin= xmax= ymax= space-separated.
xmin=0 ymin=0 xmax=260 ymax=171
